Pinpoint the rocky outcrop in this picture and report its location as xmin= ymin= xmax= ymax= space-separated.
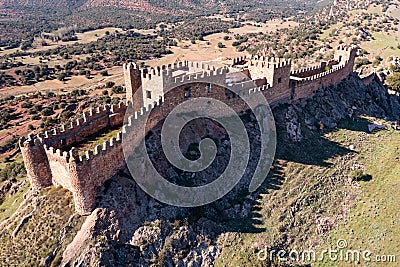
xmin=285 ymin=74 xmax=400 ymax=138
xmin=60 ymin=74 xmax=400 ymax=266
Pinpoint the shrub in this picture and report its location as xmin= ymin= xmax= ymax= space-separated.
xmin=386 ymin=72 xmax=400 ymax=92
xmin=0 ymin=161 xmax=26 ymax=182
xmin=350 ymin=169 xmax=363 ymax=182
xmin=41 ymin=108 xmax=54 ymax=116
xmin=57 ymin=73 xmax=67 ymax=81
xmin=112 ymin=85 xmax=125 ymax=94
xmin=105 ymin=81 xmax=115 ymax=88
xmin=21 ymin=101 xmax=33 ymax=108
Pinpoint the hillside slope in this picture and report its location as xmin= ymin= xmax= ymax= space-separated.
xmin=1 ymin=74 xmax=395 ymax=266
xmin=0 ymin=0 xmax=86 ymax=9
xmin=0 ymin=0 xmax=326 ymax=12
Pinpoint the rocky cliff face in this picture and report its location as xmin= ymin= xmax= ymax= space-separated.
xmin=60 ymin=74 xmax=400 ymax=266
xmin=282 ymin=74 xmax=400 ymax=143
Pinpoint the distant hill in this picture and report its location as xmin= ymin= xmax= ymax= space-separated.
xmin=0 ymin=0 xmax=86 ymax=9
xmin=0 ymin=0 xmax=326 ymax=13
xmin=0 ymin=0 xmax=331 ymax=48
xmin=0 ymin=0 xmax=223 ymax=11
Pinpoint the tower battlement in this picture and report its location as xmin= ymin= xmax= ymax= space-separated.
xmin=20 ymin=45 xmax=358 ymax=215
xmin=232 ymin=56 xmax=247 ymax=66
xmin=249 ymin=56 xmax=292 ymax=68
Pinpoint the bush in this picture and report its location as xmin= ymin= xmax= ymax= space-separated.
xmin=0 ymin=161 xmax=26 ymax=182
xmin=105 ymin=81 xmax=115 ymax=88
xmin=350 ymin=169 xmax=364 ymax=181
xmin=21 ymin=101 xmax=33 ymax=108
xmin=217 ymin=42 xmax=226 ymax=48
xmin=386 ymin=72 xmax=400 ymax=92
xmin=112 ymin=85 xmax=125 ymax=94
xmin=355 ymin=58 xmax=371 ymax=69
xmin=41 ymin=108 xmax=54 ymax=116
xmin=57 ymin=73 xmax=67 ymax=81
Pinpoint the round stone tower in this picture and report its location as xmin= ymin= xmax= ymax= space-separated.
xmin=19 ymin=134 xmax=52 ymax=190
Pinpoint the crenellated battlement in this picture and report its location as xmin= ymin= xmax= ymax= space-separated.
xmin=337 ymin=45 xmax=355 ymax=52
xmin=20 ymin=45 xmax=358 ymax=215
xmin=37 ymin=102 xmax=128 ymax=149
xmin=250 ymin=55 xmax=291 ymax=67
xmin=232 ymin=56 xmax=247 ymax=66
xmin=292 ymin=61 xmax=349 ymax=84
xmin=77 ymin=99 xmax=160 ymax=167
xmin=165 ymin=67 xmax=229 ymax=88
xmin=19 ymin=133 xmax=37 ymax=147
xmin=291 ymin=63 xmax=326 ymax=76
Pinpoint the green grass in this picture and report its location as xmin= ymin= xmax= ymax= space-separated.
xmin=216 ymin=116 xmax=400 ymax=266
xmin=71 ymin=126 xmax=123 ymax=156
xmin=361 ymin=32 xmax=400 ymax=60
xmin=0 ymin=186 xmax=84 ymax=266
xmin=0 ymin=180 xmax=29 ymax=222
xmin=317 ymin=121 xmax=400 ymax=266
xmin=319 ymin=23 xmax=342 ymax=41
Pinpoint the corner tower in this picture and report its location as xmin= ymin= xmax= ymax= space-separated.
xmin=19 ymin=134 xmax=52 ymax=190
xmin=265 ymin=58 xmax=292 ymax=92
xmin=123 ymin=62 xmax=143 ymax=112
xmin=334 ymin=45 xmax=357 ymax=66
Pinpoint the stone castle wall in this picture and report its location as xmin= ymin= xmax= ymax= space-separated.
xmin=38 ymin=103 xmax=127 ymax=150
xmin=290 ymin=60 xmax=339 ymax=79
xmin=20 ymin=46 xmax=357 ymax=215
xmin=20 ymin=103 xmax=128 ymax=214
xmin=292 ymin=58 xmax=354 ymax=100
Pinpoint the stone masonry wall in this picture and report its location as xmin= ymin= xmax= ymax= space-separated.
xmin=20 ymin=46 xmax=357 ymax=215
xmin=292 ymin=59 xmax=354 ymax=100
xmin=41 ymin=103 xmax=127 ymax=149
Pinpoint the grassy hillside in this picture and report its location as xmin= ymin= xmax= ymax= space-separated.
xmin=0 ymin=186 xmax=84 ymax=266
xmin=319 ymin=118 xmax=399 ymax=266
xmin=216 ymin=116 xmax=400 ymax=266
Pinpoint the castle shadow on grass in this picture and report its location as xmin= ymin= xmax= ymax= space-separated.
xmin=19 ymin=46 xmax=357 ymax=215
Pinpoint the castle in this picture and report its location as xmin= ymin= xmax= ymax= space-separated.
xmin=19 ymin=46 xmax=357 ymax=215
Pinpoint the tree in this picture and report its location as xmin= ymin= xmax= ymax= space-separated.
xmin=106 ymin=81 xmax=115 ymax=88
xmin=41 ymin=107 xmax=54 ymax=116
xmin=57 ymin=73 xmax=66 ymax=81
xmin=386 ymin=72 xmax=400 ymax=92
xmin=217 ymin=42 xmax=226 ymax=48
